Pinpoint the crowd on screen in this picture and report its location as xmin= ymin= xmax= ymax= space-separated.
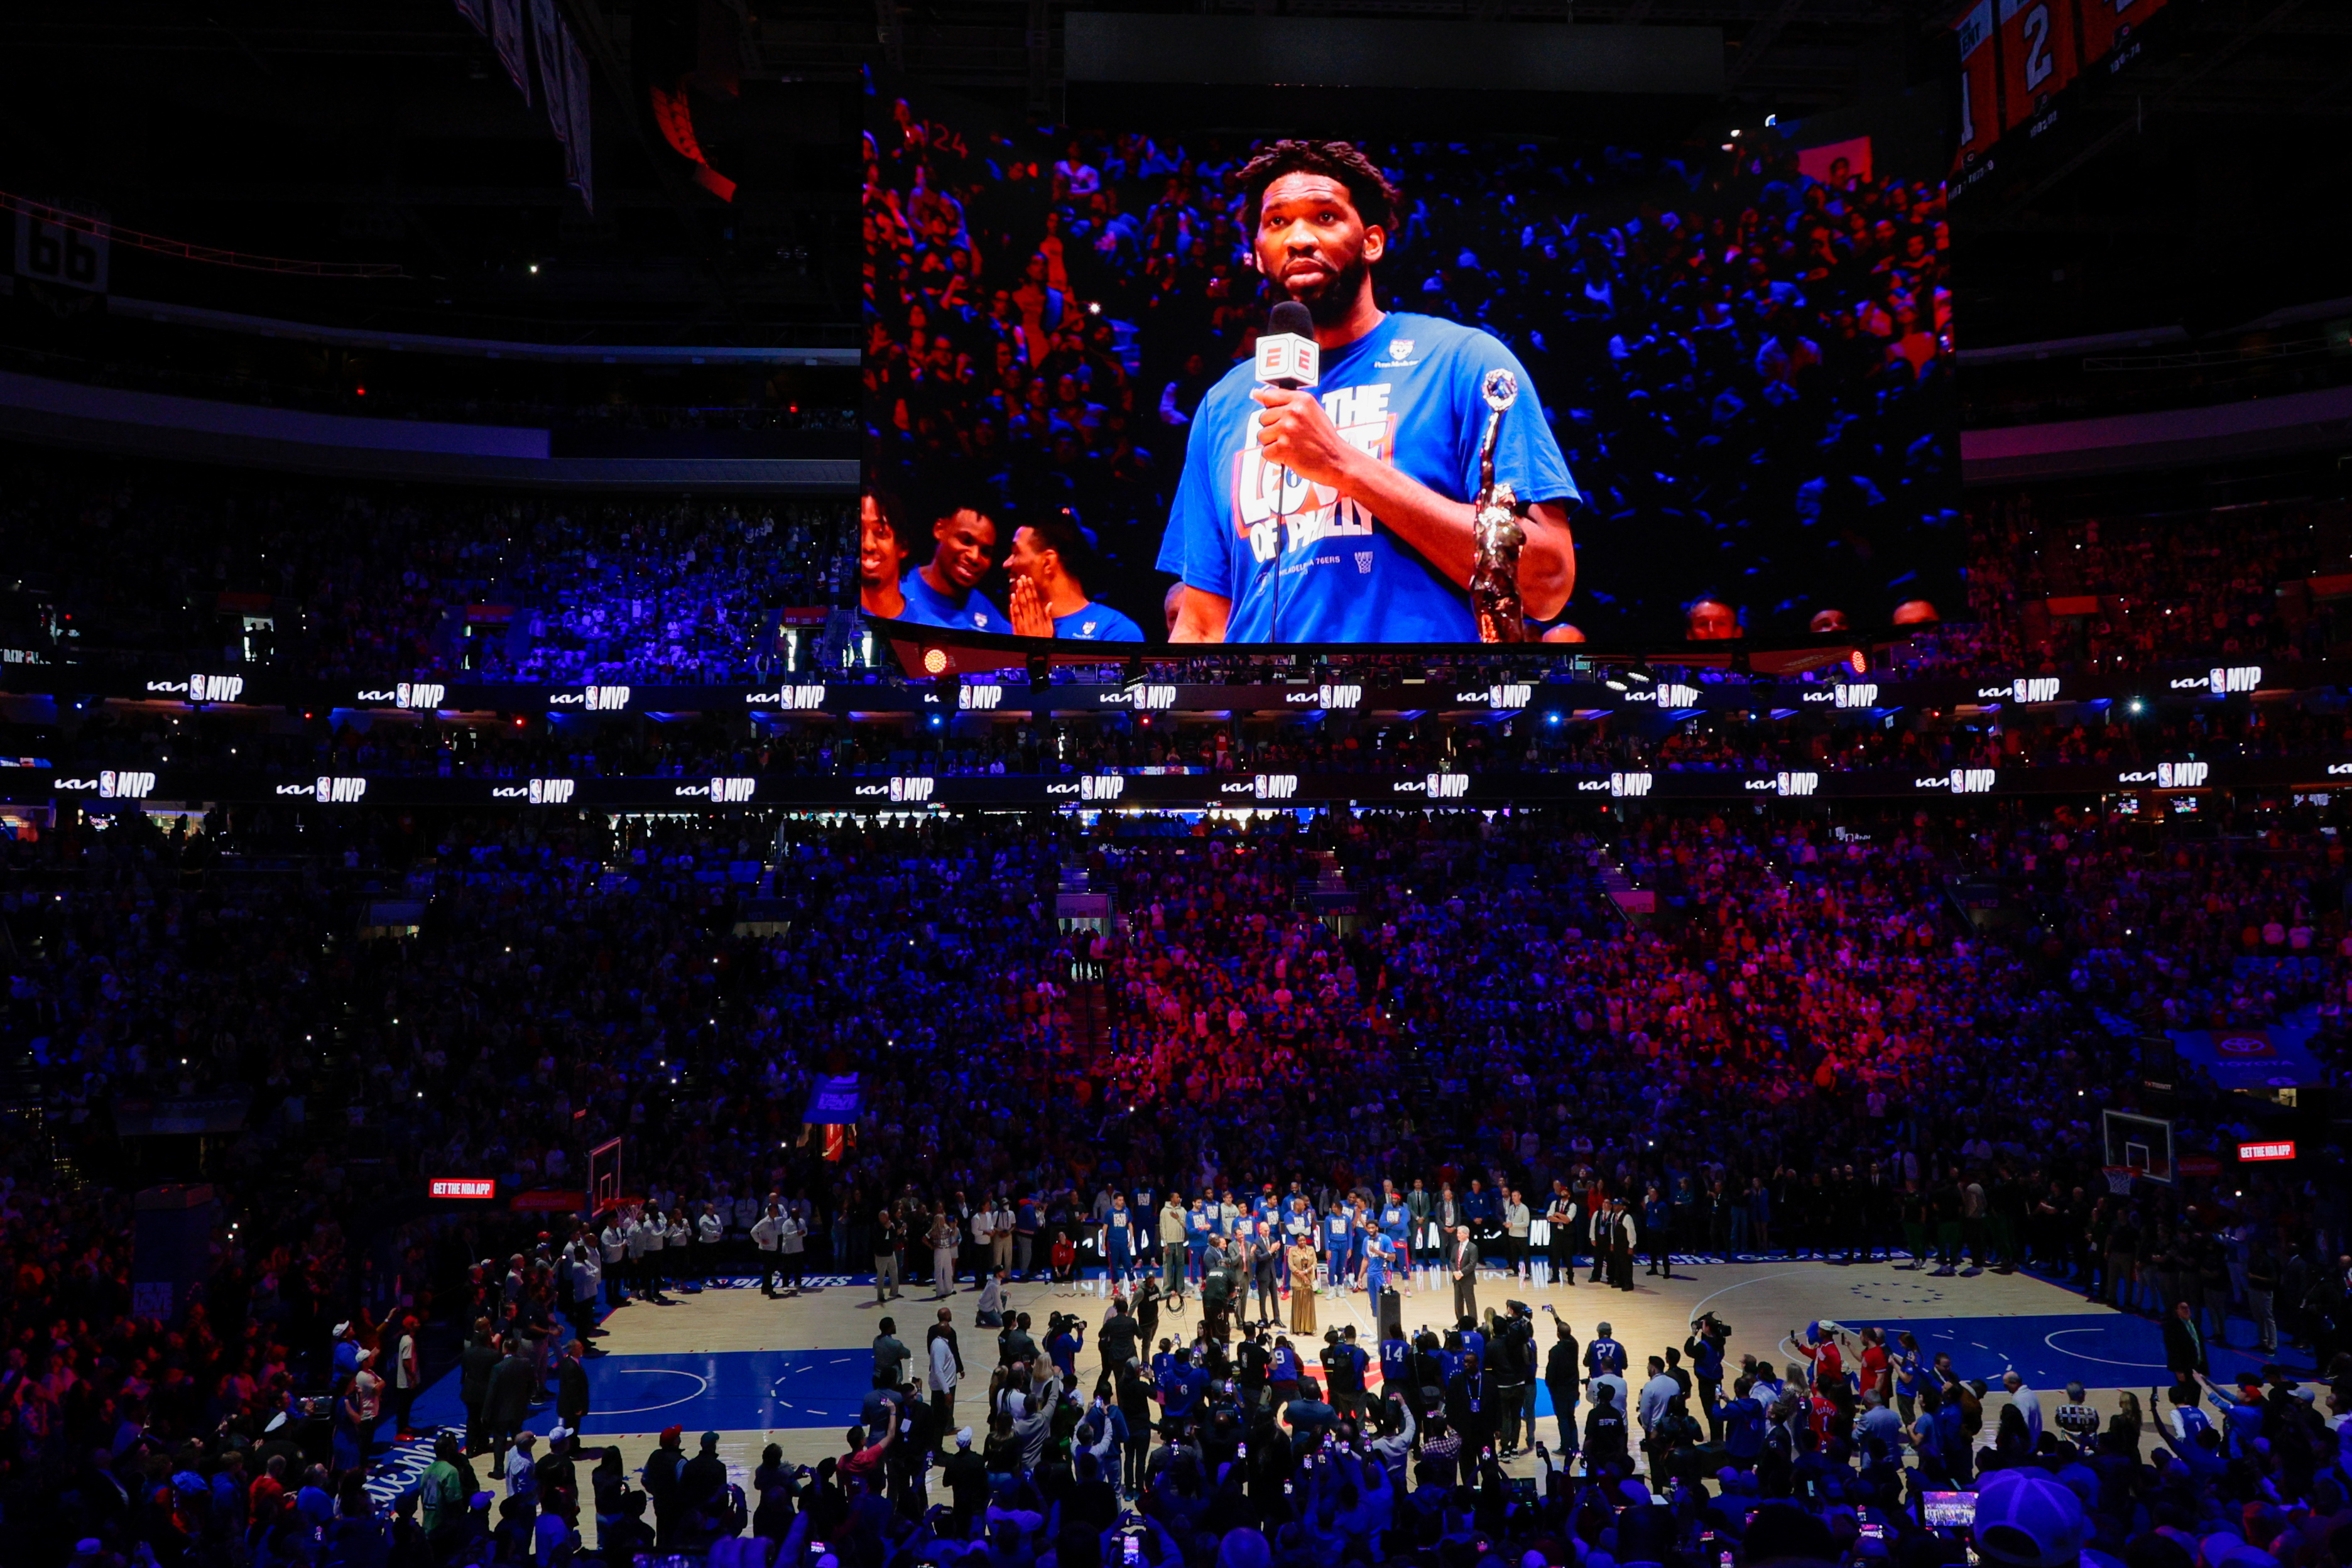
xmin=863 ymin=100 xmax=1961 ymax=639
xmin=3 ymin=800 xmax=2348 ymax=1565
xmin=1926 ymin=496 xmax=2352 ymax=680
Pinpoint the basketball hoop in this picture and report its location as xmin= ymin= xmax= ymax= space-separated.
xmin=2102 ymin=1166 xmax=2138 ymax=1196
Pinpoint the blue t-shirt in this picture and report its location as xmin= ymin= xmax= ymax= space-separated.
xmin=1723 ymin=1396 xmax=1767 ymax=1459
xmin=895 ymin=569 xmax=1005 ymax=633
xmin=1055 ymin=602 xmax=1145 ymax=641
xmin=1156 ymin=310 xmax=1575 ymax=643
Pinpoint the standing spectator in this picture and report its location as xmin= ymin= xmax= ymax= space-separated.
xmin=927 ymin=1307 xmax=964 ymax=1447
xmin=557 ymin=1340 xmax=592 ymax=1435
xmin=875 ymin=1206 xmax=905 ymax=1303
xmin=485 ymin=1338 xmax=536 ymax=1477
xmin=2053 ymin=1382 xmax=2100 ymax=1444
xmin=874 ymin=1317 xmax=912 ymax=1390
xmin=776 ymin=1202 xmax=807 ymax=1297
xmin=1544 ymin=1318 xmax=1581 ymax=1454
xmin=389 ymin=1315 xmax=423 ymax=1441
xmin=2161 ymin=1299 xmax=2208 ymax=1382
xmin=459 ymin=1319 xmax=500 ymax=1457
xmin=2001 ymin=1370 xmax=2042 ymax=1446
xmin=753 ymin=1199 xmax=785 ymax=1298
xmin=1449 ymin=1226 xmax=1480 ymax=1323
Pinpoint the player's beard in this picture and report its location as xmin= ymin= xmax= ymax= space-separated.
xmin=1288 ymin=252 xmax=1372 ymax=328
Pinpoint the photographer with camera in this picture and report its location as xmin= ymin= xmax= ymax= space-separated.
xmin=1487 ymin=1302 xmax=1536 ymax=1457
xmin=1686 ymin=1311 xmax=1730 ymax=1441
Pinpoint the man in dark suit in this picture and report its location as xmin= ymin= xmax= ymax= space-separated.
xmin=2161 ymin=1298 xmax=2208 ymax=1382
xmin=458 ymin=1319 xmax=501 ymax=1457
xmin=1451 ymin=1225 xmax=1480 ymax=1324
xmin=483 ymin=1340 xmax=537 ymax=1478
xmin=556 ymin=1339 xmax=592 ymax=1434
xmin=1446 ymin=1349 xmax=1494 ymax=1457
xmin=1543 ymin=1317 xmax=1582 ymax=1454
xmin=678 ymin=1430 xmax=729 ymax=1540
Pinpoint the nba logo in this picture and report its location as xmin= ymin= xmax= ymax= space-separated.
xmin=1354 ymin=551 xmax=1374 ymax=574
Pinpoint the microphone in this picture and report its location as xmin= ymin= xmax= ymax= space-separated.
xmin=1255 ymin=300 xmax=1319 ymax=642
xmin=1255 ymin=300 xmax=1319 ymax=391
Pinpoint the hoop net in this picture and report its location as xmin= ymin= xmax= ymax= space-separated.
xmin=2102 ymin=1165 xmax=2140 ymax=1196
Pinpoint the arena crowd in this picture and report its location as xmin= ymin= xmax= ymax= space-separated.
xmin=1 ymin=798 xmax=2345 ymax=1565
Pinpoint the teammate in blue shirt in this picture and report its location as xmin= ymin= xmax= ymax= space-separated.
xmin=1160 ymin=139 xmax=1578 ymax=644
xmin=891 ymin=501 xmax=1007 ymax=633
xmin=1378 ymin=1186 xmax=1413 ymax=1291
xmin=1003 ymin=510 xmax=1146 ymax=642
xmin=1322 ymin=1205 xmax=1354 ymax=1293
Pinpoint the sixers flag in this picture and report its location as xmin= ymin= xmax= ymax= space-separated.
xmin=808 ymin=1074 xmax=863 ymax=1123
xmin=2165 ymin=1024 xmax=2322 ymax=1091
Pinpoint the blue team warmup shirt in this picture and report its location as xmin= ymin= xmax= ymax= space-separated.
xmin=895 ymin=570 xmax=1005 ymax=633
xmin=1157 ymin=310 xmax=1575 ymax=643
xmin=1055 ymin=602 xmax=1145 ymax=641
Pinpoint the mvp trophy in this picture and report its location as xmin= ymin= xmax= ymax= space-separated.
xmin=1469 ymin=367 xmax=1528 ymax=643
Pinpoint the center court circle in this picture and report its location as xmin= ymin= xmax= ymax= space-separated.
xmin=597 ymin=1368 xmax=711 ymax=1415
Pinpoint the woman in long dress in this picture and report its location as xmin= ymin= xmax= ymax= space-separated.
xmin=1287 ymin=1239 xmax=1319 ymax=1333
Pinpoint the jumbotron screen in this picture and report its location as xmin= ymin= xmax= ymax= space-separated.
xmin=861 ymin=91 xmax=1960 ymax=647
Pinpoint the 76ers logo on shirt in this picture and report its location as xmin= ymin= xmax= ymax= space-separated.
xmin=1233 ymin=384 xmax=1395 ymax=564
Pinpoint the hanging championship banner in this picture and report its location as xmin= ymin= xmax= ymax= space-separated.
xmin=530 ymin=0 xmax=567 ymax=155
xmin=561 ymin=18 xmax=595 ymax=212
xmin=491 ymin=0 xmax=531 ymax=103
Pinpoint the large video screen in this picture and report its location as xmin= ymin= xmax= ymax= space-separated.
xmin=862 ymin=88 xmax=1960 ymax=646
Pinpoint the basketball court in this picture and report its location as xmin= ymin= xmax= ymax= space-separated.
xmin=369 ymin=1243 xmax=2277 ymax=1506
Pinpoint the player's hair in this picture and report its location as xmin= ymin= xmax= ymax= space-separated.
xmin=1239 ymin=139 xmax=1400 ymax=233
xmin=930 ymin=491 xmax=1000 ymax=525
xmin=1021 ymin=508 xmax=1097 ymax=593
xmin=863 ymin=486 xmax=908 ymax=544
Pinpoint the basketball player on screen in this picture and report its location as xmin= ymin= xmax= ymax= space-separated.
xmin=1158 ymin=139 xmax=1580 ymax=643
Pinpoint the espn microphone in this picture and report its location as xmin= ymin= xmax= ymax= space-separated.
xmin=1256 ymin=300 xmax=1319 ymax=391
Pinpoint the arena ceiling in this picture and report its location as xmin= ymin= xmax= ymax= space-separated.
xmin=0 ymin=0 xmax=859 ymax=342
xmin=2 ymin=0 xmax=2344 ymax=347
